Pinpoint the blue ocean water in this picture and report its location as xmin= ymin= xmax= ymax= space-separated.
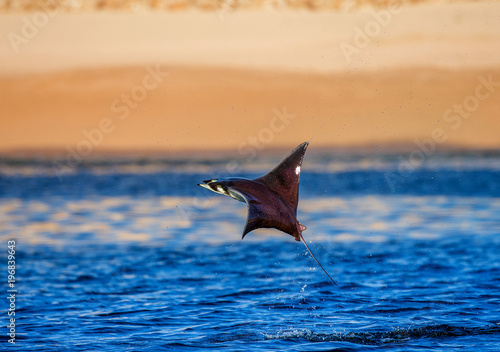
xmin=0 ymin=149 xmax=499 ymax=351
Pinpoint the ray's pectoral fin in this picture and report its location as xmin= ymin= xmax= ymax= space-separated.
xmin=254 ymin=142 xmax=309 ymax=216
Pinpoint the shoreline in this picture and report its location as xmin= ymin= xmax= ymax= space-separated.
xmin=2 ymin=144 xmax=500 ymax=161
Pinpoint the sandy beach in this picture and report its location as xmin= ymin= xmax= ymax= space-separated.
xmin=1 ymin=65 xmax=500 ymax=154
xmin=1 ymin=1 xmax=499 ymax=154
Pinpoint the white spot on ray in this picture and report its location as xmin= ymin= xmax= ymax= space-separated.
xmin=217 ymin=185 xmax=226 ymax=194
xmin=295 ymin=166 xmax=301 ymax=175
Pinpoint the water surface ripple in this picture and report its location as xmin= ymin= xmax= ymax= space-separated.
xmin=1 ymin=151 xmax=499 ymax=351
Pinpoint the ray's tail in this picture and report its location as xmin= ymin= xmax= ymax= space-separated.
xmin=299 ymin=233 xmax=337 ymax=286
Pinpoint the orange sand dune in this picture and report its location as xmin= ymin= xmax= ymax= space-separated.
xmin=1 ymin=66 xmax=499 ymax=156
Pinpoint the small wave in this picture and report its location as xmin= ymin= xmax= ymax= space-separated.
xmin=264 ymin=324 xmax=500 ymax=345
xmin=218 ymin=288 xmax=287 ymax=299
